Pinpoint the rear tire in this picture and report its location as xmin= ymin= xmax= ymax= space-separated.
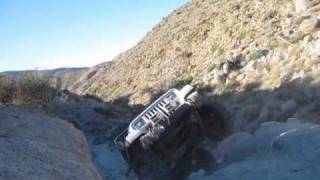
xmin=140 ymin=134 xmax=154 ymax=149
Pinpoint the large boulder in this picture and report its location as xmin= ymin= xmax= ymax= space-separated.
xmin=0 ymin=106 xmax=102 ymax=180
xmin=190 ymin=121 xmax=320 ymax=180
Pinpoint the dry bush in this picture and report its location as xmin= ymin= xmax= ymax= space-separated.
xmin=169 ymin=74 xmax=194 ymax=89
xmin=0 ymin=76 xmax=16 ymax=103
xmin=0 ymin=73 xmax=54 ymax=108
xmin=16 ymin=72 xmax=53 ymax=107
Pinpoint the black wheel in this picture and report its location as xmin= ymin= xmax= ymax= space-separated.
xmin=197 ymin=101 xmax=232 ymax=141
xmin=140 ymin=134 xmax=154 ymax=149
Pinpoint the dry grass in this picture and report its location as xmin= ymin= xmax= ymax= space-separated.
xmin=0 ymin=73 xmax=53 ymax=108
xmin=0 ymin=76 xmax=16 ymax=103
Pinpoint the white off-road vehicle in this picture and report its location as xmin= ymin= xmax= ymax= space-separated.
xmin=115 ymin=85 xmax=231 ymax=179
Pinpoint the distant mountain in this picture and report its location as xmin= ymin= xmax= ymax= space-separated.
xmin=1 ymin=67 xmax=88 ymax=90
xmin=1 ymin=67 xmax=85 ymax=77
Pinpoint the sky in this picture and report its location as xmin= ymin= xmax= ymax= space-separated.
xmin=0 ymin=0 xmax=188 ymax=72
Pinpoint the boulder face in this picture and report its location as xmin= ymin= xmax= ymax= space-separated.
xmin=0 ymin=106 xmax=102 ymax=180
xmin=190 ymin=121 xmax=320 ymax=180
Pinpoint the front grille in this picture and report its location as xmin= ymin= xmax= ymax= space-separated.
xmin=143 ymin=93 xmax=179 ymax=123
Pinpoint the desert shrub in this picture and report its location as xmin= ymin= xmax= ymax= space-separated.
xmin=0 ymin=76 xmax=16 ymax=103
xmin=170 ymin=74 xmax=194 ymax=89
xmin=196 ymin=83 xmax=213 ymax=95
xmin=181 ymin=51 xmax=193 ymax=58
xmin=217 ymin=47 xmax=225 ymax=57
xmin=250 ymin=49 xmax=269 ymax=60
xmin=0 ymin=73 xmax=53 ymax=107
xmin=15 ymin=72 xmax=53 ymax=107
xmin=185 ymin=33 xmax=196 ymax=44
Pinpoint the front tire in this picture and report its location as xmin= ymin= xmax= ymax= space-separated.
xmin=197 ymin=101 xmax=232 ymax=141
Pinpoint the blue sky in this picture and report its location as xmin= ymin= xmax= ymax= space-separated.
xmin=0 ymin=0 xmax=188 ymax=72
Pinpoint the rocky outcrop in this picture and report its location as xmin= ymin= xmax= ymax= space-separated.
xmin=190 ymin=120 xmax=320 ymax=180
xmin=0 ymin=105 xmax=102 ymax=180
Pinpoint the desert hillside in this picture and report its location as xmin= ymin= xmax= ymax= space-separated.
xmin=70 ymin=0 xmax=320 ymax=106
xmin=65 ymin=0 xmax=320 ymax=132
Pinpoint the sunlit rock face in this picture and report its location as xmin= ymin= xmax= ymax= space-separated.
xmin=0 ymin=106 xmax=102 ymax=180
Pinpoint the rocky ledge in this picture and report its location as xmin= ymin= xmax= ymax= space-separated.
xmin=190 ymin=120 xmax=320 ymax=180
xmin=0 ymin=106 xmax=102 ymax=180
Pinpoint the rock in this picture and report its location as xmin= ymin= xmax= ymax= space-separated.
xmin=288 ymin=45 xmax=301 ymax=57
xmin=236 ymin=74 xmax=246 ymax=81
xmin=281 ymin=100 xmax=298 ymax=114
xmin=280 ymin=30 xmax=306 ymax=43
xmin=203 ymin=70 xmax=217 ymax=82
xmin=214 ymin=72 xmax=227 ymax=83
xmin=243 ymin=60 xmax=256 ymax=71
xmin=308 ymin=4 xmax=320 ymax=12
xmin=312 ymin=39 xmax=320 ymax=57
xmin=299 ymin=17 xmax=320 ymax=33
xmin=190 ymin=121 xmax=320 ymax=180
xmin=213 ymin=132 xmax=252 ymax=164
xmin=303 ymin=34 xmax=313 ymax=46
xmin=0 ymin=106 xmax=102 ymax=180
xmin=292 ymin=70 xmax=306 ymax=79
xmin=305 ymin=58 xmax=320 ymax=66
xmin=91 ymin=144 xmax=129 ymax=180
xmin=242 ymin=79 xmax=261 ymax=91
xmin=295 ymin=0 xmax=308 ymax=12
xmin=295 ymin=0 xmax=320 ymax=12
xmin=222 ymin=63 xmax=230 ymax=74
xmin=257 ymin=105 xmax=270 ymax=123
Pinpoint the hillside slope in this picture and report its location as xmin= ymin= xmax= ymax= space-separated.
xmin=65 ymin=0 xmax=320 ymax=133
xmin=70 ymin=0 xmax=320 ymax=106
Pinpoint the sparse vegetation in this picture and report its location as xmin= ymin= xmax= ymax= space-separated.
xmin=181 ymin=51 xmax=193 ymax=58
xmin=0 ymin=76 xmax=16 ymax=103
xmin=0 ymin=73 xmax=53 ymax=108
xmin=185 ymin=33 xmax=197 ymax=44
xmin=269 ymin=39 xmax=280 ymax=48
xmin=250 ymin=49 xmax=269 ymax=60
xmin=196 ymin=83 xmax=213 ymax=95
xmin=217 ymin=47 xmax=226 ymax=57
xmin=206 ymin=64 xmax=217 ymax=73
xmin=170 ymin=74 xmax=194 ymax=89
xmin=239 ymin=30 xmax=256 ymax=39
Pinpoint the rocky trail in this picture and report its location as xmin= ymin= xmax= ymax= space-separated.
xmin=3 ymin=85 xmax=320 ymax=180
xmin=49 ymin=91 xmax=134 ymax=179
